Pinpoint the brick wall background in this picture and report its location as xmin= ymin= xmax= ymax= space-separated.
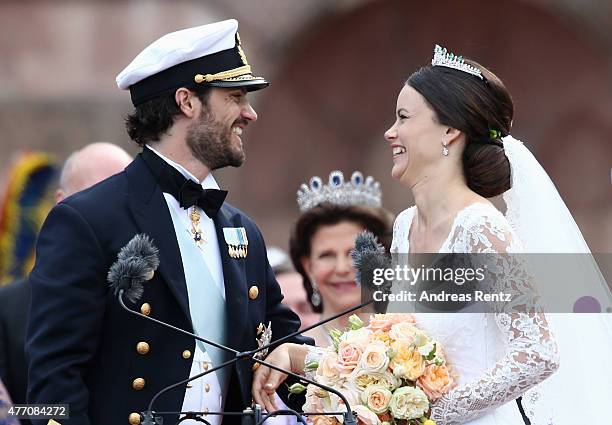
xmin=1 ymin=0 xmax=610 ymax=251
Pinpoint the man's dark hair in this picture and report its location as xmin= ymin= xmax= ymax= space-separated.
xmin=125 ymin=88 xmax=211 ymax=146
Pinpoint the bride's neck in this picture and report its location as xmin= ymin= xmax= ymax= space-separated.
xmin=411 ymin=170 xmax=471 ymax=227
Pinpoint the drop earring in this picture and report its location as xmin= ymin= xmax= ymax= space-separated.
xmin=442 ymin=143 xmax=449 ymax=156
xmin=310 ymin=280 xmax=321 ymax=307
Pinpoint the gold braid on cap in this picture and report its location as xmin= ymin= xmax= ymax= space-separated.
xmin=194 ymin=32 xmax=252 ymax=84
xmin=194 ymin=65 xmax=252 ymax=84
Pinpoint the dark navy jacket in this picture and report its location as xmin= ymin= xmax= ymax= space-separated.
xmin=26 ymin=154 xmax=310 ymax=425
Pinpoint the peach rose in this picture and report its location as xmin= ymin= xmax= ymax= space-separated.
xmin=317 ymin=351 xmax=341 ymax=385
xmin=417 ymin=364 xmax=455 ymax=401
xmin=303 ymin=393 xmax=325 ymax=414
xmin=337 ymin=341 xmax=364 ymax=376
xmin=352 ymin=405 xmax=381 ymax=425
xmin=389 ymin=343 xmax=425 ymax=381
xmin=359 ymin=341 xmax=390 ymax=373
xmin=368 ymin=314 xmax=416 ymax=332
xmin=311 ymin=415 xmax=340 ymax=425
xmin=362 ymin=385 xmax=392 ymax=414
xmin=303 ymin=384 xmax=329 ymax=414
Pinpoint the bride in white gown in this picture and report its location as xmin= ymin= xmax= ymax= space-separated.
xmin=390 ymin=203 xmax=556 ymax=424
xmin=252 ymin=45 xmax=612 ymax=424
xmin=384 ymin=45 xmax=611 ymax=424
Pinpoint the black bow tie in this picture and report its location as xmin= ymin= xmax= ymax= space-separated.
xmin=141 ymin=146 xmax=227 ymax=218
xmin=178 ymin=179 xmax=227 ymax=218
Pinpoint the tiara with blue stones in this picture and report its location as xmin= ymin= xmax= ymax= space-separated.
xmin=431 ymin=44 xmax=483 ymax=80
xmin=296 ymin=170 xmax=382 ymax=213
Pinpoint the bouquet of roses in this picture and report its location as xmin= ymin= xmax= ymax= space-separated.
xmin=296 ymin=313 xmax=456 ymax=425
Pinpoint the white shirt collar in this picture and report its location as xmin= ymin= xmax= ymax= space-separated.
xmin=146 ymin=144 xmax=220 ymax=190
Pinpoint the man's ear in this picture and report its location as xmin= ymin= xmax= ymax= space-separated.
xmin=175 ymin=88 xmax=198 ymax=119
xmin=55 ymin=189 xmax=65 ymax=203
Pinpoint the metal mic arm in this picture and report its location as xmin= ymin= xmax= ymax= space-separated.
xmin=118 ymin=289 xmax=238 ymax=355
xmin=120 ymin=291 xmax=372 ymax=425
xmin=143 ymin=350 xmax=358 ymax=425
xmin=244 ymin=298 xmax=374 ymax=360
xmin=250 ymin=357 xmax=358 ymax=425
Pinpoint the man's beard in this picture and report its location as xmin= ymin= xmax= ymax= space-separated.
xmin=186 ymin=108 xmax=246 ymax=170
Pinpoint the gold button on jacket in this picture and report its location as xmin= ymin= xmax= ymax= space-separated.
xmin=128 ymin=413 xmax=141 ymax=425
xmin=182 ymin=350 xmax=192 ymax=359
xmin=136 ymin=342 xmax=150 ymax=355
xmin=204 ymin=383 xmax=210 ymax=392
xmin=140 ymin=303 xmax=151 ymax=316
xmin=132 ymin=378 xmax=145 ymax=391
xmin=248 ymin=285 xmax=259 ymax=300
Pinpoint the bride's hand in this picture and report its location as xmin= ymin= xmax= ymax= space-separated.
xmin=252 ymin=343 xmax=308 ymax=412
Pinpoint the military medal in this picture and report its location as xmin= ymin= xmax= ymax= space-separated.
xmin=254 ymin=321 xmax=272 ymax=360
xmin=189 ymin=207 xmax=204 ymax=246
xmin=223 ymin=227 xmax=249 ymax=258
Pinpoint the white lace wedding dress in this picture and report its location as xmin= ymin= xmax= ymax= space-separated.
xmin=389 ymin=203 xmax=560 ymax=425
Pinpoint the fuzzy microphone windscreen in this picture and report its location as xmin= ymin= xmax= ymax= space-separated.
xmin=107 ymin=234 xmax=159 ymax=303
xmin=351 ymin=231 xmax=393 ymax=313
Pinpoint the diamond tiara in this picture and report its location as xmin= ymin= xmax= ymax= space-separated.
xmin=296 ymin=170 xmax=382 ymax=213
xmin=431 ymin=44 xmax=483 ymax=80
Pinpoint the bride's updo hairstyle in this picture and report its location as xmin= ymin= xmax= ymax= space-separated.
xmin=407 ymin=60 xmax=512 ymax=198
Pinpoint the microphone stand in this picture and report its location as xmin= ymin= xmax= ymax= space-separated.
xmin=119 ymin=289 xmax=376 ymax=425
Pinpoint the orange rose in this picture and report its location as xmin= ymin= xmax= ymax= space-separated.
xmin=417 ymin=364 xmax=455 ymax=401
xmin=372 ymin=331 xmax=392 ymax=346
xmin=377 ymin=412 xmax=392 ymax=423
xmin=389 ymin=343 xmax=425 ymax=381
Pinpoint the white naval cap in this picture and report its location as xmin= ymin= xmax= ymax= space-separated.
xmin=116 ymin=19 xmax=268 ymax=106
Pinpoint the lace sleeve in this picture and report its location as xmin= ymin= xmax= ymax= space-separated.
xmin=430 ymin=208 xmax=560 ymax=424
xmin=304 ymin=345 xmax=326 ymax=381
xmin=391 ymin=207 xmax=415 ymax=254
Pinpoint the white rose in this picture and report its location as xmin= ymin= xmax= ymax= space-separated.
xmin=388 ymin=386 xmax=429 ymax=420
xmin=341 ymin=328 xmax=372 ymax=345
xmin=388 ymin=322 xmax=419 ymax=343
xmin=417 ymin=340 xmax=435 ymax=357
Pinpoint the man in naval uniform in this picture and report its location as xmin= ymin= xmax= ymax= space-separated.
xmin=26 ymin=20 xmax=310 ymax=425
